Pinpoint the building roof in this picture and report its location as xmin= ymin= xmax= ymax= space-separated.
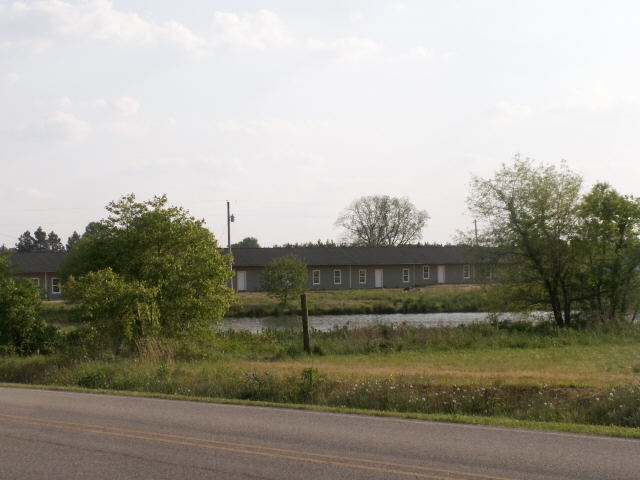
xmin=9 ymin=251 xmax=67 ymax=274
xmin=230 ymin=246 xmax=477 ymax=267
xmin=6 ymin=246 xmax=483 ymax=273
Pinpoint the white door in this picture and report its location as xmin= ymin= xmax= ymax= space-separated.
xmin=437 ymin=265 xmax=446 ymax=284
xmin=375 ymin=269 xmax=383 ymax=288
xmin=237 ymin=271 xmax=247 ymax=291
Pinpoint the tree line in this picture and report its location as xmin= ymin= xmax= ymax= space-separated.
xmin=1 ymin=156 xmax=639 ymax=356
xmin=9 ymin=227 xmax=81 ymax=253
xmin=236 ymin=162 xmax=640 ymax=325
xmin=467 ymin=156 xmax=640 ymax=327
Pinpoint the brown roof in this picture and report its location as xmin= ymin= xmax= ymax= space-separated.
xmin=9 ymin=252 xmax=67 ymax=274
xmin=230 ymin=246 xmax=477 ymax=267
xmin=7 ymin=246 xmax=484 ymax=273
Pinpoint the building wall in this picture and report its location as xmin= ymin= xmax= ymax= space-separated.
xmin=440 ymin=264 xmax=475 ymax=284
xmin=234 ymin=267 xmax=263 ymax=291
xmin=234 ymin=263 xmax=477 ymax=292
xmin=308 ymin=265 xmax=433 ymax=290
xmin=13 ymin=272 xmax=63 ymax=300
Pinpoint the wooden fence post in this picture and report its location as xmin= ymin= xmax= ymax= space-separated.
xmin=301 ymin=293 xmax=311 ymax=354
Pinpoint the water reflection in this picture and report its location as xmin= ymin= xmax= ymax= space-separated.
xmin=219 ymin=312 xmax=503 ymax=333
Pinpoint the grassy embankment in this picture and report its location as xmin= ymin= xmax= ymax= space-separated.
xmin=2 ymin=286 xmax=640 ymax=436
xmin=227 ymin=285 xmax=491 ymax=317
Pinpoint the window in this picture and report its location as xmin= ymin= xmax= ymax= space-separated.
xmin=51 ymin=278 xmax=61 ymax=294
xmin=358 ymin=269 xmax=366 ymax=284
xmin=31 ymin=278 xmax=40 ymax=287
xmin=312 ymin=270 xmax=320 ymax=285
xmin=333 ymin=269 xmax=342 ymax=285
xmin=422 ymin=265 xmax=430 ymax=280
xmin=402 ymin=268 xmax=410 ymax=283
xmin=463 ymin=264 xmax=471 ymax=280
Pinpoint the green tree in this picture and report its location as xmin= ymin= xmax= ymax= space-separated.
xmin=15 ymin=230 xmax=36 ymax=252
xmin=232 ymin=237 xmax=260 ymax=248
xmin=66 ymin=231 xmax=81 ymax=251
xmin=33 ymin=227 xmax=48 ymax=250
xmin=575 ymin=183 xmax=640 ymax=322
xmin=336 ymin=195 xmax=429 ymax=246
xmin=46 ymin=231 xmax=65 ymax=252
xmin=261 ymin=255 xmax=307 ymax=305
xmin=275 ymin=239 xmax=340 ymax=248
xmin=64 ymin=268 xmax=159 ymax=353
xmin=60 ymin=194 xmax=236 ymax=339
xmin=0 ymin=253 xmax=55 ymax=355
xmin=15 ymin=227 xmax=65 ymax=252
xmin=467 ymin=156 xmax=583 ymax=327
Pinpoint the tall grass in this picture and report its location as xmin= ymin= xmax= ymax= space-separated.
xmin=228 ymin=286 xmax=493 ymax=317
xmin=4 ymin=357 xmax=639 ymax=428
xmin=3 ymin=322 xmax=640 ymax=429
xmin=259 ymin=320 xmax=640 ymax=356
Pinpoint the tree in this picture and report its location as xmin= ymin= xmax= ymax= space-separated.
xmin=60 ymin=194 xmax=236 ymax=340
xmin=574 ymin=183 xmax=640 ymax=322
xmin=16 ymin=230 xmax=36 ymax=252
xmin=261 ymin=255 xmax=307 ymax=305
xmin=66 ymin=231 xmax=81 ymax=251
xmin=33 ymin=227 xmax=48 ymax=250
xmin=64 ymin=268 xmax=159 ymax=353
xmin=336 ymin=195 xmax=429 ymax=247
xmin=467 ymin=156 xmax=583 ymax=327
xmin=274 ymin=239 xmax=341 ymax=248
xmin=232 ymin=237 xmax=260 ymax=248
xmin=46 ymin=231 xmax=65 ymax=252
xmin=0 ymin=253 xmax=55 ymax=355
xmin=15 ymin=227 xmax=65 ymax=252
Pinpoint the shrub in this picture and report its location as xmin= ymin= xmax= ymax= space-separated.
xmin=0 ymin=264 xmax=59 ymax=355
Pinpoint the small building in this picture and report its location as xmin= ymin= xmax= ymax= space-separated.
xmin=9 ymin=251 xmax=66 ymax=300
xmin=6 ymin=246 xmax=489 ymax=296
xmin=231 ymin=246 xmax=486 ymax=292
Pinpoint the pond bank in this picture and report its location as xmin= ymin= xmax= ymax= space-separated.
xmin=224 ymin=312 xmax=479 ymax=332
xmin=227 ymin=286 xmax=494 ymax=318
xmin=220 ymin=311 xmax=549 ymax=333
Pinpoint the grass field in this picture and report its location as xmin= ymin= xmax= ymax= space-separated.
xmin=4 ymin=288 xmax=638 ymax=435
xmin=232 ymin=344 xmax=639 ymax=387
xmin=3 ymin=317 xmax=640 ymax=435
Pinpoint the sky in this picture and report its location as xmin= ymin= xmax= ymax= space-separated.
xmin=1 ymin=0 xmax=640 ymax=248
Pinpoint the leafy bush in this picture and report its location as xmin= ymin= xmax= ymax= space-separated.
xmin=0 ymin=256 xmax=59 ymax=355
xmin=60 ymin=194 xmax=236 ymax=340
xmin=64 ymin=268 xmax=160 ymax=354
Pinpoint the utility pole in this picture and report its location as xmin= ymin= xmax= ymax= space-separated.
xmin=474 ymin=219 xmax=478 ymax=245
xmin=227 ymin=201 xmax=235 ymax=289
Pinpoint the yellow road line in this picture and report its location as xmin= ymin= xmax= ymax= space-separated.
xmin=0 ymin=413 xmax=519 ymax=480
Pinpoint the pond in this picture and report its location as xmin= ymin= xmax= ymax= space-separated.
xmin=219 ymin=312 xmax=546 ymax=333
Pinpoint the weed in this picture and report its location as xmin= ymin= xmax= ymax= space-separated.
xmin=5 ymin=320 xmax=640 ymax=429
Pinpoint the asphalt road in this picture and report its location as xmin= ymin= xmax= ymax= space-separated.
xmin=1 ymin=387 xmax=638 ymax=479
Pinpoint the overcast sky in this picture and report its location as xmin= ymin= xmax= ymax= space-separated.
xmin=2 ymin=0 xmax=639 ymax=248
